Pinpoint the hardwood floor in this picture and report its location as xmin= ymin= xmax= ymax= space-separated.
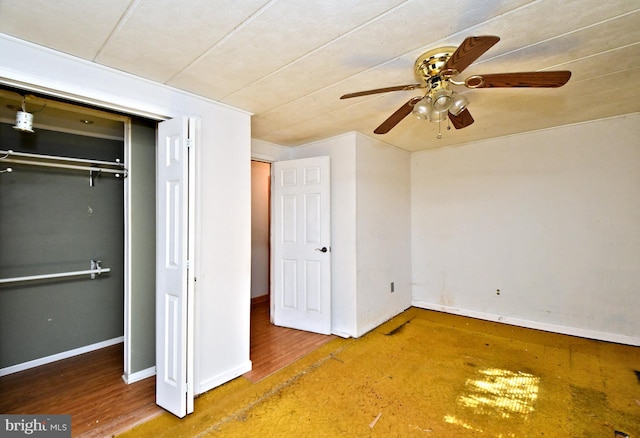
xmin=0 ymin=299 xmax=334 ymax=437
xmin=244 ymin=299 xmax=335 ymax=383
xmin=0 ymin=344 xmax=160 ymax=437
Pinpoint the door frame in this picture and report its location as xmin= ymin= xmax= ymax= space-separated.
xmin=0 ymin=80 xmax=168 ymax=383
xmin=123 ymin=116 xmax=166 ymax=384
xmin=250 ymin=153 xmax=277 ymax=310
xmin=1 ymin=34 xmax=252 ymax=414
xmin=250 ymin=159 xmax=272 ymax=307
xmin=250 ymin=153 xmax=334 ymax=333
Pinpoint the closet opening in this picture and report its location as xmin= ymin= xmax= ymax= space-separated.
xmin=0 ymin=85 xmax=157 ymax=396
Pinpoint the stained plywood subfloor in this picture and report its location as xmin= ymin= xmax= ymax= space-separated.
xmin=120 ymin=307 xmax=640 ymax=437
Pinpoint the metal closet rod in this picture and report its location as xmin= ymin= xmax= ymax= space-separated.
xmin=0 ymin=260 xmax=110 ymax=285
xmin=0 ymin=149 xmax=127 ymax=176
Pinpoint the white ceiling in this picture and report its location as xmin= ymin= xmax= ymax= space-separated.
xmin=0 ymin=0 xmax=638 ymax=152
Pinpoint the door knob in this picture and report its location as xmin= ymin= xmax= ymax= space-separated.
xmin=315 ymin=247 xmax=328 ymax=253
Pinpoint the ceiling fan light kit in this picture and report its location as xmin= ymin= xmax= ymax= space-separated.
xmin=430 ymin=109 xmax=448 ymax=124
xmin=412 ymin=97 xmax=431 ymax=120
xmin=448 ymin=93 xmax=469 ymax=116
xmin=430 ymin=88 xmax=453 ymax=112
xmin=340 ymin=36 xmax=571 ymax=139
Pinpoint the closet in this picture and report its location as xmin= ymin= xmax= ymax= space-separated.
xmin=0 ymin=85 xmax=167 ymax=382
xmin=0 ymin=118 xmax=125 ymax=372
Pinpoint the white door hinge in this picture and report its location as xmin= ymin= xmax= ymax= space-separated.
xmin=186 ymin=138 xmax=193 ymax=148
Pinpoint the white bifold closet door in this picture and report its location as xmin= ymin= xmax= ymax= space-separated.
xmin=155 ymin=116 xmax=195 ymax=418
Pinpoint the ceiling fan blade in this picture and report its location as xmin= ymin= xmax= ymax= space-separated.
xmin=443 ymin=36 xmax=500 ymax=75
xmin=467 ymin=71 xmax=572 ymax=88
xmin=340 ymin=84 xmax=424 ymax=99
xmin=448 ymin=108 xmax=474 ymax=129
xmin=373 ymin=98 xmax=417 ymax=134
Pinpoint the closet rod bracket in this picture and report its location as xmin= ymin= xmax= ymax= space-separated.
xmin=90 ymin=260 xmax=103 ymax=279
xmin=89 ymin=169 xmax=100 ymax=186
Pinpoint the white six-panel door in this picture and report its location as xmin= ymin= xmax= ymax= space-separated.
xmin=272 ymin=157 xmax=331 ymax=334
xmin=156 ymin=117 xmax=195 ymax=418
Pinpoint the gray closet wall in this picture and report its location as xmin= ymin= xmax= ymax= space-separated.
xmin=128 ymin=117 xmax=156 ymax=373
xmin=0 ymin=123 xmax=125 ymax=368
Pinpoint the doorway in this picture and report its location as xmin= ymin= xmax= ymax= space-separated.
xmin=247 ymin=159 xmax=335 ymax=383
xmin=250 ymin=160 xmax=271 ymax=306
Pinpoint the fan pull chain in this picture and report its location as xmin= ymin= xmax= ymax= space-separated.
xmin=437 ymin=120 xmax=442 ymax=139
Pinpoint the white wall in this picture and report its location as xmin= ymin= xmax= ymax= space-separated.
xmin=193 ymin=115 xmax=252 ymax=393
xmin=290 ymin=132 xmax=412 ymax=337
xmin=354 ymin=135 xmax=412 ymax=336
xmin=0 ymin=34 xmax=253 ymax=394
xmin=411 ymin=114 xmax=640 ymax=345
xmin=291 ymin=133 xmax=358 ymax=337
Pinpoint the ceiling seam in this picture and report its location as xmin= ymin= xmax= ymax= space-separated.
xmin=164 ymin=0 xmax=278 ymax=84
xmin=543 ymin=41 xmax=640 ymax=71
xmin=93 ymin=0 xmax=141 ymax=62
xmin=471 ymin=8 xmax=640 ymax=68
xmin=220 ymin=0 xmax=416 ymax=99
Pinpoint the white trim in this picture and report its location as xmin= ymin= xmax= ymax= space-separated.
xmin=0 ymin=33 xmax=253 ymax=402
xmin=122 ymin=366 xmax=156 ymax=384
xmin=0 ymin=337 xmax=124 ymax=377
xmin=186 ymin=117 xmax=198 ymax=414
xmin=123 ymin=119 xmax=133 ymax=380
xmin=250 ymin=152 xmax=277 ymax=163
xmin=195 ymin=361 xmax=252 ymax=395
xmin=412 ymin=301 xmax=640 ymax=347
xmin=0 ymin=33 xmax=251 ymax=119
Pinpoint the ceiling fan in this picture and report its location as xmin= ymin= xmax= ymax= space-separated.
xmin=340 ymin=36 xmax=571 ymax=137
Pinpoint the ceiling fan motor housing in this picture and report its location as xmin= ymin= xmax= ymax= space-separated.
xmin=414 ymin=46 xmax=457 ymax=83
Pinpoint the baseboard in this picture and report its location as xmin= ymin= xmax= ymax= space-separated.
xmin=195 ymin=360 xmax=252 ymax=395
xmin=354 ymin=304 xmax=413 ymax=338
xmin=412 ymin=301 xmax=640 ymax=346
xmin=331 ymin=330 xmax=352 ymax=339
xmin=0 ymin=336 xmax=125 ymax=377
xmin=251 ymin=294 xmax=269 ymax=306
xmin=122 ymin=366 xmax=156 ymax=384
